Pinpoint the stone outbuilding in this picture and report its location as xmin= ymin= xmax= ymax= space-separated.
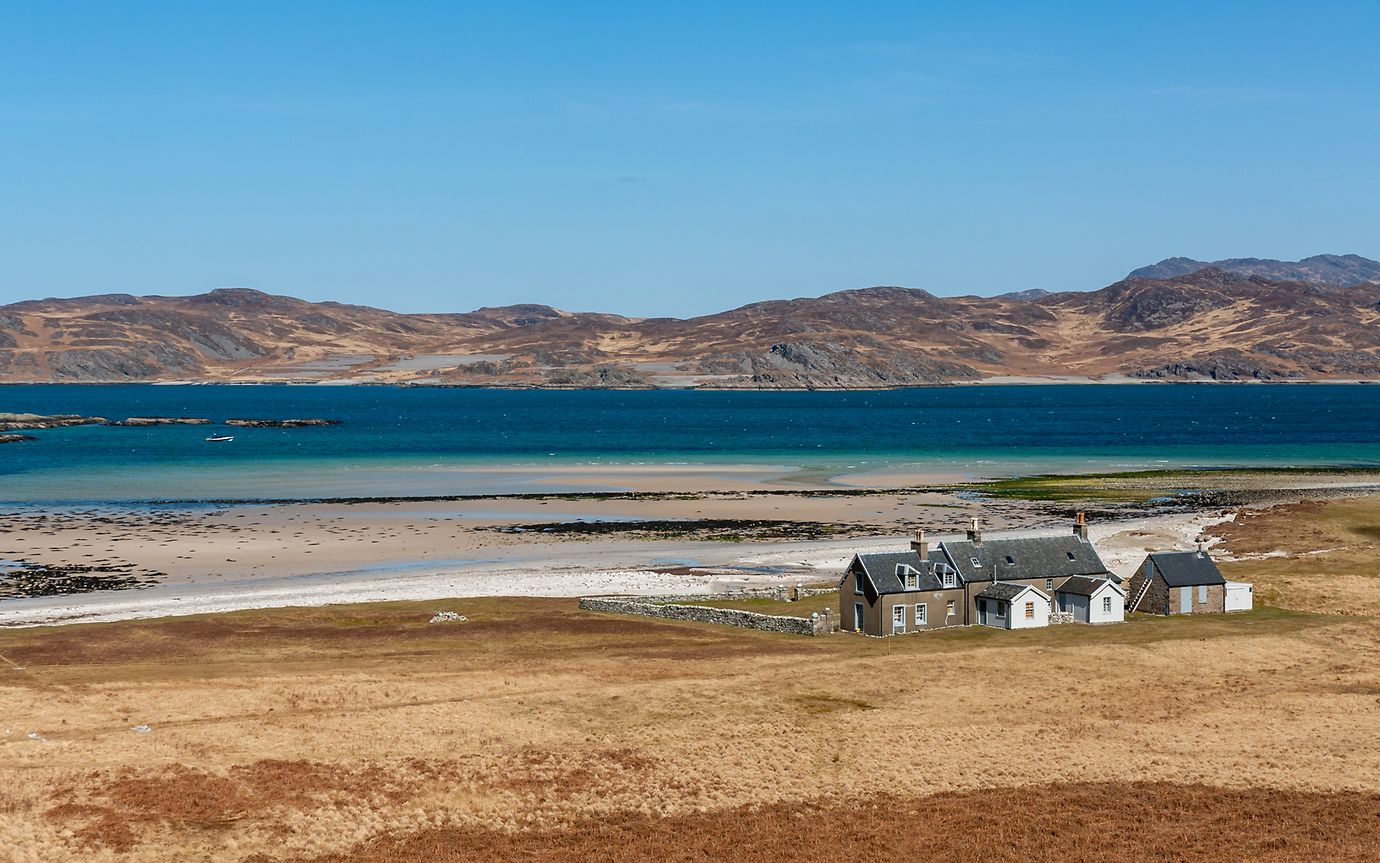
xmin=1126 ymin=549 xmax=1229 ymax=615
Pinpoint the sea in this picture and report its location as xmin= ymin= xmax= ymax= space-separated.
xmin=3 ymin=383 xmax=1380 ymax=504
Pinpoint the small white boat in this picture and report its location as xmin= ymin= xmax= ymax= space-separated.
xmin=205 ymin=434 xmax=235 ymax=443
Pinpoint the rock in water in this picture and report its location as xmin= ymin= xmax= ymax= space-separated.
xmin=224 ymin=418 xmax=342 ymax=428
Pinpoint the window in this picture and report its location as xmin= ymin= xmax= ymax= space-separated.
xmin=1024 ymin=601 xmax=1034 ymax=619
xmin=915 ymin=604 xmax=927 ymax=625
xmin=1005 ymin=555 xmax=1015 ymax=565
xmin=1067 ymin=551 xmax=1076 ymax=561
xmin=995 ymin=602 xmax=1006 ymax=619
xmin=854 ymin=569 xmax=864 ymax=595
xmin=1045 ymin=578 xmax=1053 ymax=591
xmin=946 ymin=600 xmax=956 ymax=617
xmin=1198 ymin=584 xmax=1208 ymax=603
xmin=941 ymin=567 xmax=956 ymax=588
xmin=970 ymin=557 xmax=981 ymax=567
xmin=892 ymin=605 xmax=905 ymax=633
xmin=1102 ymin=596 xmax=1113 ymax=613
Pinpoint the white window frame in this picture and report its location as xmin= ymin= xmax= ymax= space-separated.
xmin=941 ymin=568 xmax=956 ymax=589
xmin=945 ymin=600 xmax=956 ymax=617
xmin=995 ymin=601 xmax=1007 ymax=619
xmin=854 ymin=569 xmax=865 ymax=595
xmin=1024 ymin=601 xmax=1034 ymax=620
xmin=892 ymin=605 xmax=906 ymax=634
xmin=915 ymin=603 xmax=927 ymax=626
xmin=1102 ymin=595 xmax=1112 ymax=613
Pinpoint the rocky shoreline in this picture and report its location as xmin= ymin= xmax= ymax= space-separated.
xmin=0 ymin=412 xmax=341 ymax=432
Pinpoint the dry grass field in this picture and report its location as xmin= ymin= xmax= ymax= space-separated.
xmin=4 ymin=499 xmax=1380 ymax=861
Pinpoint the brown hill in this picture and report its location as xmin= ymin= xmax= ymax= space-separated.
xmin=1128 ymin=253 xmax=1380 ymax=286
xmin=3 ymin=270 xmax=1380 ymax=387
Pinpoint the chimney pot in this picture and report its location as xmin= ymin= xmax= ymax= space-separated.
xmin=910 ymin=529 xmax=929 ymax=560
xmin=966 ymin=518 xmax=982 ymax=544
xmin=1073 ymin=511 xmax=1089 ymax=540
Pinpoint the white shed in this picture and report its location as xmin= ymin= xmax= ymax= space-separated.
xmin=975 ymin=582 xmax=1050 ymax=629
xmin=1224 ymin=581 xmax=1254 ymax=612
xmin=1055 ymin=576 xmax=1125 ymax=624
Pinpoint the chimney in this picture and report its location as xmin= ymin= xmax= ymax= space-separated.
xmin=1073 ymin=511 xmax=1089 ymax=541
xmin=966 ymin=517 xmax=982 ymax=545
xmin=910 ymin=529 xmax=928 ymax=560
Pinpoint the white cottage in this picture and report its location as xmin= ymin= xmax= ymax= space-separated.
xmin=1055 ymin=576 xmax=1125 ymax=624
xmin=975 ymin=582 xmax=1050 ymax=629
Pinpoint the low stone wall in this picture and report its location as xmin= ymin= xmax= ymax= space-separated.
xmin=633 ymin=585 xmax=835 ymax=604
xmin=1048 ymin=611 xmax=1075 ymax=625
xmin=579 ymin=597 xmax=830 ymax=636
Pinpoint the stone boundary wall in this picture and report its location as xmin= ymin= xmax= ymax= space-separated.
xmin=633 ymin=585 xmax=836 ymax=604
xmin=578 ymin=597 xmax=830 ymax=636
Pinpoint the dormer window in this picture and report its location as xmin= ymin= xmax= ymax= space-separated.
xmin=896 ymin=563 xmax=919 ymax=590
xmin=941 ymin=567 xmax=956 ymax=589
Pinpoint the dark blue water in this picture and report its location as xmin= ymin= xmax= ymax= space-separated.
xmin=3 ymin=383 xmax=1380 ymax=503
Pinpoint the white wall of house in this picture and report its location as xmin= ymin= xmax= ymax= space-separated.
xmin=1007 ymin=589 xmax=1050 ymax=629
xmin=1224 ymin=581 xmax=1254 ymax=612
xmin=1087 ymin=582 xmax=1125 ymax=624
xmin=1058 ymin=593 xmax=1090 ymax=623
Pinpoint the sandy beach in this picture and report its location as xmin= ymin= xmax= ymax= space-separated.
xmin=0 ymin=475 xmax=1243 ymax=627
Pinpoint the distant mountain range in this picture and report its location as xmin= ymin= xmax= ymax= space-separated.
xmin=1128 ymin=254 xmax=1380 ymax=287
xmin=3 ymin=254 xmax=1380 ymax=387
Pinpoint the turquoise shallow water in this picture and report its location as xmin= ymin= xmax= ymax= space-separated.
xmin=3 ymin=384 xmax=1380 ymax=503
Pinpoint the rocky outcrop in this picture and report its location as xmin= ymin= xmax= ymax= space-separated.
xmin=1131 ymin=351 xmax=1304 ymax=381
xmin=0 ymin=413 xmax=108 ymax=431
xmin=0 ymin=433 xmax=36 ymax=444
xmin=107 ymin=417 xmax=212 ymax=426
xmin=223 ymin=417 xmax=339 ymax=428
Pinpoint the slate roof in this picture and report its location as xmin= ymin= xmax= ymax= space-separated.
xmin=937 ymin=533 xmax=1110 ymax=584
xmin=1055 ymin=575 xmax=1125 ymax=597
xmin=1149 ymin=551 xmax=1226 ymax=587
xmin=851 ymin=552 xmax=957 ymax=595
xmin=975 ymin=581 xmax=1047 ymax=602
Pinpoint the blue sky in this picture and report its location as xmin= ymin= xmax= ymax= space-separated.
xmin=2 ymin=2 xmax=1377 ymax=316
